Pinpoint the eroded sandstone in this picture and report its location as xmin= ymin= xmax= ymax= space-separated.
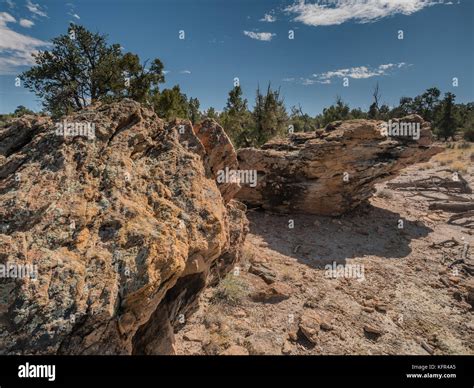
xmin=236 ymin=115 xmax=442 ymax=215
xmin=0 ymin=99 xmax=248 ymax=354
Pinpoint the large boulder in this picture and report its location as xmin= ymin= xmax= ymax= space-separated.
xmin=0 ymin=99 xmax=248 ymax=354
xmin=236 ymin=115 xmax=442 ymax=215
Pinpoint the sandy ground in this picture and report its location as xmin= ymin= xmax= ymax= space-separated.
xmin=175 ymin=143 xmax=474 ymax=355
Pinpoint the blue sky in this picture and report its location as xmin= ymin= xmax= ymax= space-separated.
xmin=0 ymin=0 xmax=473 ymax=115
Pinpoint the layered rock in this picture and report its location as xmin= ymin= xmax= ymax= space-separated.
xmin=236 ymin=115 xmax=442 ymax=216
xmin=0 ymin=99 xmax=248 ymax=354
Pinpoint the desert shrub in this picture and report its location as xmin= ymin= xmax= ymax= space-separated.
xmin=463 ymin=128 xmax=474 ymax=142
xmin=211 ymin=273 xmax=248 ymax=306
xmin=450 ymin=161 xmax=468 ymax=173
xmin=457 ymin=141 xmax=471 ymax=149
xmin=377 ymin=189 xmax=393 ymax=199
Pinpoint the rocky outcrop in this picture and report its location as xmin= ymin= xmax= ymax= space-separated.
xmin=0 ymin=100 xmax=248 ymax=354
xmin=236 ymin=115 xmax=442 ymax=215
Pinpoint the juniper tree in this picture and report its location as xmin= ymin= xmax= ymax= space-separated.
xmin=221 ymin=85 xmax=252 ymax=144
xmin=21 ymin=24 xmax=165 ymax=117
xmin=436 ymin=92 xmax=457 ymax=141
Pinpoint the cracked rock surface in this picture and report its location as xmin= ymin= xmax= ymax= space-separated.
xmin=0 ymin=99 xmax=248 ymax=354
xmin=236 ymin=115 xmax=442 ymax=215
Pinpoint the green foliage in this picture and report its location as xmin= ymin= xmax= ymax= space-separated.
xmin=321 ymin=97 xmax=350 ymax=125
xmin=435 ymin=92 xmax=457 ymax=141
xmin=289 ymin=105 xmax=318 ymax=132
xmin=457 ymin=103 xmax=474 ymax=141
xmin=204 ymin=107 xmax=218 ymax=120
xmin=221 ymin=85 xmax=251 ymax=144
xmin=13 ymin=105 xmax=35 ymax=117
xmin=188 ymin=97 xmax=201 ymax=125
xmin=249 ymin=84 xmax=288 ymax=146
xmin=14 ymin=24 xmax=474 ymax=146
xmin=153 ymin=85 xmax=189 ymax=121
xmin=21 ymin=24 xmax=165 ymax=117
xmin=411 ymin=87 xmax=441 ymax=122
xmin=349 ymin=108 xmax=367 ymax=120
xmin=211 ymin=273 xmax=248 ymax=306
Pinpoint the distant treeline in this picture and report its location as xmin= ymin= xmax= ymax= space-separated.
xmin=2 ymin=24 xmax=472 ymax=148
xmin=200 ymin=84 xmax=474 ymax=147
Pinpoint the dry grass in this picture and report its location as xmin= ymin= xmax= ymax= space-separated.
xmin=418 ymin=162 xmax=434 ymax=171
xmin=376 ymin=188 xmax=394 ymax=199
xmin=449 ymin=161 xmax=468 ymax=174
xmin=210 ymin=273 xmax=248 ymax=306
xmin=432 ymin=142 xmax=472 ymax=172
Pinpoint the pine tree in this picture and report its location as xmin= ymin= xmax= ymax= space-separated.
xmin=436 ymin=92 xmax=457 ymax=141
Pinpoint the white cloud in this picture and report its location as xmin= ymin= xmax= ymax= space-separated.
xmin=0 ymin=12 xmax=49 ymax=74
xmin=0 ymin=12 xmax=15 ymax=23
xmin=70 ymin=13 xmax=80 ymax=20
xmin=285 ymin=0 xmax=442 ymax=27
xmin=19 ymin=19 xmax=34 ymax=28
xmin=243 ymin=30 xmax=276 ymax=41
xmin=301 ymin=78 xmax=317 ymax=85
xmin=180 ymin=70 xmax=191 ymax=74
xmin=311 ymin=63 xmax=409 ymax=83
xmin=26 ymin=0 xmax=48 ymax=18
xmin=299 ymin=77 xmax=330 ymax=85
xmin=260 ymin=13 xmax=276 ymax=22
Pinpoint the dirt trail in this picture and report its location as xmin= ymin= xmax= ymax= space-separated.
xmin=175 ymin=145 xmax=474 ymax=355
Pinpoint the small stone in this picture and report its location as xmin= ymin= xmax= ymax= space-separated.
xmin=248 ymin=263 xmax=276 ymax=284
xmin=183 ymin=328 xmax=206 ymax=343
xmin=375 ymin=304 xmax=388 ymax=313
xmin=420 ymin=340 xmax=434 ymax=355
xmin=448 ymin=276 xmax=460 ymax=284
xmin=304 ymin=300 xmax=317 ymax=309
xmin=250 ymin=282 xmax=291 ymax=303
xmin=244 ymin=332 xmax=282 ymax=355
xmin=282 ymin=341 xmax=292 ymax=355
xmin=320 ymin=322 xmax=333 ymax=331
xmin=220 ymin=345 xmax=249 ymax=356
xmin=363 ymin=324 xmax=384 ymax=340
xmin=299 ymin=310 xmax=323 ymax=344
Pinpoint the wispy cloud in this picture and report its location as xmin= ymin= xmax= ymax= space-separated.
xmin=243 ymin=30 xmax=276 ymax=41
xmin=180 ymin=70 xmax=191 ymax=74
xmin=66 ymin=2 xmax=80 ymax=20
xmin=313 ymin=63 xmax=409 ymax=83
xmin=285 ymin=0 xmax=444 ymax=27
xmin=19 ymin=19 xmax=34 ymax=28
xmin=286 ymin=63 xmax=409 ymax=86
xmin=0 ymin=12 xmax=49 ymax=74
xmin=26 ymin=0 xmax=48 ymax=18
xmin=260 ymin=13 xmax=276 ymax=22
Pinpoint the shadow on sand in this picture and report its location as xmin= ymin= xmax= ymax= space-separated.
xmin=247 ymin=203 xmax=433 ymax=269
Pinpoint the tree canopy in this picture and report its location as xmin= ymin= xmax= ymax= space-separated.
xmin=21 ymin=24 xmax=165 ymax=117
